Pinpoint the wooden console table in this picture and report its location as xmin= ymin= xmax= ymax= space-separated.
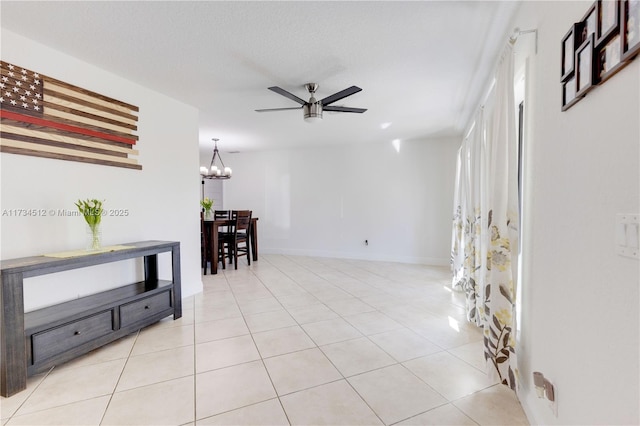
xmin=0 ymin=240 xmax=181 ymax=397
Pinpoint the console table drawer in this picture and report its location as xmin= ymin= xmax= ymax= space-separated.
xmin=120 ymin=290 xmax=172 ymax=327
xmin=31 ymin=310 xmax=114 ymax=364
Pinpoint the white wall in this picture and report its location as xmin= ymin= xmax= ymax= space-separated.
xmin=0 ymin=30 xmax=203 ymax=310
xmin=222 ymin=137 xmax=459 ymax=265
xmin=511 ymin=2 xmax=639 ymax=424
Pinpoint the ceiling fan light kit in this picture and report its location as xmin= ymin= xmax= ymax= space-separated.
xmin=257 ymin=82 xmax=367 ymax=122
xmin=303 ymin=103 xmax=322 ymax=122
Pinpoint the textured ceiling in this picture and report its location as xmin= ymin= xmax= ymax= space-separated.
xmin=0 ymin=1 xmax=519 ymax=157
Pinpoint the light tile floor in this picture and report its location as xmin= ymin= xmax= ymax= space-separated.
xmin=1 ymin=255 xmax=530 ymax=425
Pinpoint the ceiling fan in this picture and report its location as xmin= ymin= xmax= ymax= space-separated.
xmin=255 ymin=83 xmax=367 ymax=122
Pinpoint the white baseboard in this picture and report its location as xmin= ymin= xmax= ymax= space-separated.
xmin=258 ymin=247 xmax=449 ymax=266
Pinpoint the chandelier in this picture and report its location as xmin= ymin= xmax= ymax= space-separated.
xmin=200 ymin=138 xmax=232 ymax=179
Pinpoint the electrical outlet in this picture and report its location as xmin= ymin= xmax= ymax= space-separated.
xmin=533 ymin=371 xmax=558 ymax=417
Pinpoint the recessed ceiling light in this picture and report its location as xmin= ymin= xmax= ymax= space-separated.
xmin=392 ymin=139 xmax=401 ymax=152
xmin=380 ymin=122 xmax=392 ymax=129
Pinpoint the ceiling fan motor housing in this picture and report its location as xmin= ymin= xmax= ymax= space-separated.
xmin=304 ymin=99 xmax=323 ymax=122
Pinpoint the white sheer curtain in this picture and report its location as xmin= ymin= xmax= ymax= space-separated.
xmin=451 ymin=108 xmax=486 ymax=323
xmin=451 ymin=44 xmax=519 ymax=389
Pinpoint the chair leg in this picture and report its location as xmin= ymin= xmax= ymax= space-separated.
xmin=234 ymin=243 xmax=238 ymax=270
xmin=202 ymin=247 xmax=208 ymax=275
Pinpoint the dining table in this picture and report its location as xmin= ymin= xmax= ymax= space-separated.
xmin=203 ymin=217 xmax=258 ymax=274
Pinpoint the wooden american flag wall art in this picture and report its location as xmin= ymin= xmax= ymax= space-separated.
xmin=0 ymin=61 xmax=141 ymax=170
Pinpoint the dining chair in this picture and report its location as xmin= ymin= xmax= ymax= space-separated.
xmin=229 ymin=210 xmax=252 ymax=269
xmin=213 ymin=210 xmax=232 ymax=268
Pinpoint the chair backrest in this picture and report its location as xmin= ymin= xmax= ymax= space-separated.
xmin=231 ymin=210 xmax=252 ymax=236
xmin=214 ymin=210 xmax=230 ymax=219
xmin=230 ymin=210 xmax=249 ymax=219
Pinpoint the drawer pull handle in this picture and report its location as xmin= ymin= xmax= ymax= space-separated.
xmin=144 ymin=305 xmax=150 ymax=309
xmin=74 ymin=331 xmax=81 ymax=336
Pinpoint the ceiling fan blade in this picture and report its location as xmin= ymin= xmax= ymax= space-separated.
xmin=255 ymin=107 xmax=303 ymax=112
xmin=320 ymin=86 xmax=362 ymax=106
xmin=268 ymin=86 xmax=307 ymax=105
xmin=323 ymin=106 xmax=367 ymax=113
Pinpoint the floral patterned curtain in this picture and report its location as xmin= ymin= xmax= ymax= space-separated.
xmin=451 ymin=44 xmax=519 ymax=390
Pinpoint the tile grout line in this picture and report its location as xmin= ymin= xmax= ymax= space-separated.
xmin=255 ymin=259 xmax=373 ymax=425
xmin=241 ymin=256 xmax=524 ymax=425
xmin=260 ymin=255 xmax=398 ymax=425
xmin=337 ymin=259 xmax=495 ymax=425
xmin=248 ymin=255 xmax=400 ymax=424
xmin=221 ymin=257 xmax=293 ymax=425
xmin=280 ymin=255 xmax=469 ymax=425
xmin=3 ymin=366 xmax=54 ymax=422
xmin=236 ymin=256 xmax=524 ymax=423
xmin=98 ymin=329 xmax=141 ymax=425
xmin=244 ymin=259 xmax=294 ymax=426
xmin=190 ymin=293 xmax=197 ymax=425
